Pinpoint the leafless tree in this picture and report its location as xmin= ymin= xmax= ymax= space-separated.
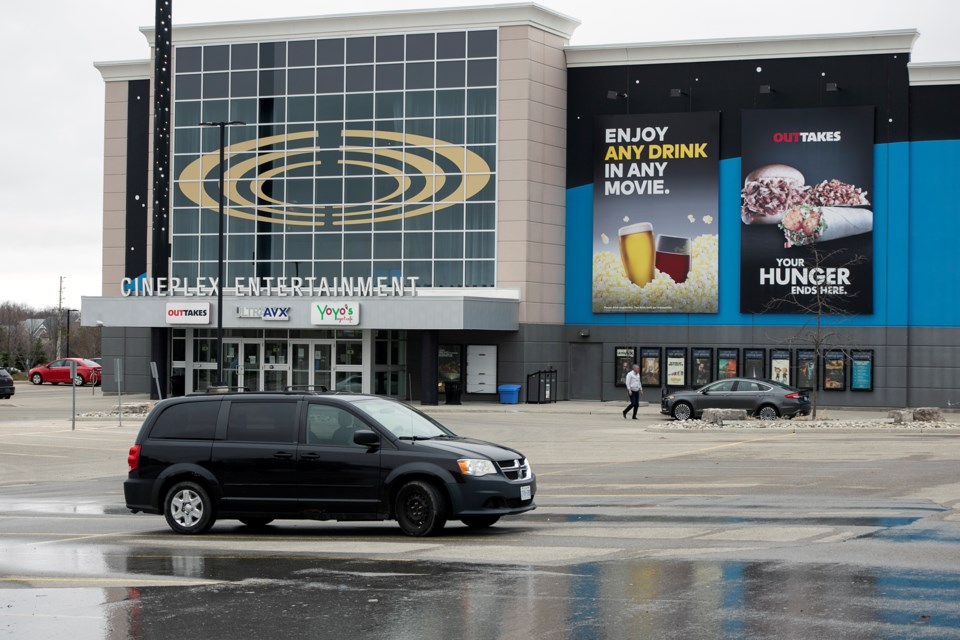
xmin=70 ymin=325 xmax=103 ymax=359
xmin=763 ymin=244 xmax=867 ymax=419
xmin=0 ymin=302 xmax=33 ymax=370
xmin=0 ymin=302 xmax=71 ymax=369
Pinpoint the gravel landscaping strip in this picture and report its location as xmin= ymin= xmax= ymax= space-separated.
xmin=651 ymin=419 xmax=960 ymax=430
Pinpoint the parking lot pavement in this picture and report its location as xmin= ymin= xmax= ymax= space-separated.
xmin=2 ymin=381 xmax=960 ymax=640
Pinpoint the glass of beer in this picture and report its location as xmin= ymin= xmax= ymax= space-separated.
xmin=655 ymin=235 xmax=691 ymax=283
xmin=618 ymin=222 xmax=655 ymax=287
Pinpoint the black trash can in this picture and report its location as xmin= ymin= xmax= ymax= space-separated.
xmin=444 ymin=382 xmax=462 ymax=405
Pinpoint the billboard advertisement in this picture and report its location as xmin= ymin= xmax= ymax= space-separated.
xmin=740 ymin=107 xmax=874 ymax=314
xmin=592 ymin=112 xmax=720 ymax=313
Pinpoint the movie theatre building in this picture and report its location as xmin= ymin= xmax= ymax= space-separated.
xmin=85 ymin=4 xmax=960 ymax=407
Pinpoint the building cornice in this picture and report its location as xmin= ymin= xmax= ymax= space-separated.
xmin=140 ymin=3 xmax=579 ymax=47
xmin=94 ymin=60 xmax=151 ymax=82
xmin=565 ymin=30 xmax=919 ymax=67
xmin=909 ymin=62 xmax=960 ymax=86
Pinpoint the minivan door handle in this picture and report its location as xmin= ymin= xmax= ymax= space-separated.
xmin=300 ymin=452 xmax=321 ymax=460
xmin=273 ymin=451 xmax=294 ymax=459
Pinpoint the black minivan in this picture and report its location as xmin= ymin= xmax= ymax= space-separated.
xmin=124 ymin=392 xmax=536 ymax=536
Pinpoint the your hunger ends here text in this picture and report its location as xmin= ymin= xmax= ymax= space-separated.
xmin=759 ymin=258 xmax=851 ymax=295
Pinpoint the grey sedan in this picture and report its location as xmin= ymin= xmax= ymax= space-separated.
xmin=661 ymin=378 xmax=810 ymax=421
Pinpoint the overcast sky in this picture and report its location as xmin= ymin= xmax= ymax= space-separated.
xmin=1 ymin=0 xmax=956 ymax=311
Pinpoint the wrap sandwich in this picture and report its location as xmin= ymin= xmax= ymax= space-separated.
xmin=779 ymin=204 xmax=873 ymax=248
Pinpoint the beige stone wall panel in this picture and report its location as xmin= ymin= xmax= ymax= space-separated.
xmin=497 ymin=24 xmax=569 ymax=322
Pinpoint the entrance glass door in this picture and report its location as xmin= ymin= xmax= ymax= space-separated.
xmin=222 ymin=340 xmax=242 ymax=389
xmin=291 ymin=342 xmax=332 ymax=391
xmin=291 ymin=343 xmax=311 ymax=390
xmin=314 ymin=343 xmax=332 ymax=392
xmin=242 ymin=342 xmax=261 ymax=390
xmin=192 ymin=334 xmax=218 ymax=392
xmin=263 ymin=340 xmax=289 ymax=391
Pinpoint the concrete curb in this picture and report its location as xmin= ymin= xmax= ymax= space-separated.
xmin=645 ymin=426 xmax=960 ymax=434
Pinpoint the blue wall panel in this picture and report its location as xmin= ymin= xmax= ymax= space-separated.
xmin=908 ymin=140 xmax=960 ymax=326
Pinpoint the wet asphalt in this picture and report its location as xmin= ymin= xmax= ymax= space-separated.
xmin=1 ymin=385 xmax=959 ymax=639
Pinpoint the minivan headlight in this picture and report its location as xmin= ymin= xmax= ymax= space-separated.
xmin=457 ymin=458 xmax=497 ymax=476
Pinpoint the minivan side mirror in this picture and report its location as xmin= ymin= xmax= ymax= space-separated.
xmin=353 ymin=430 xmax=380 ymax=447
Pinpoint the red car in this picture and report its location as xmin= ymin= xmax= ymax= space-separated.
xmin=29 ymin=358 xmax=102 ymax=387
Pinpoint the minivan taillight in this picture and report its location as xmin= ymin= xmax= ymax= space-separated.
xmin=785 ymin=392 xmax=801 ymax=399
xmin=127 ymin=445 xmax=141 ymax=472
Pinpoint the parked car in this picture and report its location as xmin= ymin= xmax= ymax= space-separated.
xmin=28 ymin=358 xmax=102 ymax=387
xmin=124 ymin=392 xmax=536 ymax=536
xmin=0 ymin=368 xmax=14 ymax=399
xmin=661 ymin=377 xmax=810 ymax=420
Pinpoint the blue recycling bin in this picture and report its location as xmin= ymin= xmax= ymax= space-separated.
xmin=498 ymin=384 xmax=521 ymax=404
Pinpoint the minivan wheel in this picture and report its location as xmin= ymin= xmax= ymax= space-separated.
xmin=460 ymin=515 xmax=500 ymax=529
xmin=671 ymin=402 xmax=693 ymax=421
xmin=164 ymin=481 xmax=215 ymax=534
xmin=757 ymin=405 xmax=780 ymax=420
xmin=395 ymin=480 xmax=447 ymax=537
xmin=30 ymin=373 xmax=43 ymax=385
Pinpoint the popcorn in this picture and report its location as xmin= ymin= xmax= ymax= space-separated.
xmin=702 ymin=215 xmax=713 ymax=225
xmin=623 ymin=216 xmax=630 ymax=222
xmin=592 ymin=234 xmax=719 ymax=313
xmin=687 ymin=215 xmax=695 ymax=223
xmin=600 ymin=233 xmax=610 ymax=245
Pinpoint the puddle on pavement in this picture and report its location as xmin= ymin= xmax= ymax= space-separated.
xmin=0 ymin=501 xmax=112 ymax=516
xmin=530 ymin=513 xmax=926 ymax=528
xmin=2 ymin=558 xmax=958 ymax=640
xmin=865 ymin=527 xmax=960 ymax=544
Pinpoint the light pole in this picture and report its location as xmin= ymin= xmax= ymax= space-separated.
xmin=200 ymin=120 xmax=244 ymax=387
xmin=64 ymin=309 xmax=78 ymax=357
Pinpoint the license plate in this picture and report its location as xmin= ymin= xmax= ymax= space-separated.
xmin=520 ymin=485 xmax=532 ymax=501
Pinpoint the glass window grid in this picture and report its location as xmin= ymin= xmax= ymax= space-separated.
xmin=172 ymin=30 xmax=498 ymax=288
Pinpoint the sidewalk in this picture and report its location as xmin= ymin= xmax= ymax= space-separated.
xmin=58 ymin=388 xmax=960 ymax=425
xmin=415 ymin=399 xmax=960 ymax=423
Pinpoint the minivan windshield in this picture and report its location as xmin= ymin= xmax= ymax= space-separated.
xmin=353 ymin=398 xmax=455 ymax=440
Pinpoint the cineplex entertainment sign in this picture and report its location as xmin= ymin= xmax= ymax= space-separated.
xmin=740 ymin=106 xmax=874 ymax=314
xmin=120 ymin=275 xmax=420 ymax=298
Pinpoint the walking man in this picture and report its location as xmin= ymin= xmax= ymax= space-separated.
xmin=623 ymin=363 xmax=643 ymax=419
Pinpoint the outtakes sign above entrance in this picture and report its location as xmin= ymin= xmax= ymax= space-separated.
xmin=165 ymin=302 xmax=210 ymax=325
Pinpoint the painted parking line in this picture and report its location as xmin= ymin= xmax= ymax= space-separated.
xmin=537 ymin=432 xmax=798 ymax=476
xmin=0 ymin=576 xmax=223 ymax=587
xmin=0 ymin=450 xmax=69 ymax=459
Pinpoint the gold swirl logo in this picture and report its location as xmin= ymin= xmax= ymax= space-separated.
xmin=177 ymin=130 xmax=492 ymax=227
